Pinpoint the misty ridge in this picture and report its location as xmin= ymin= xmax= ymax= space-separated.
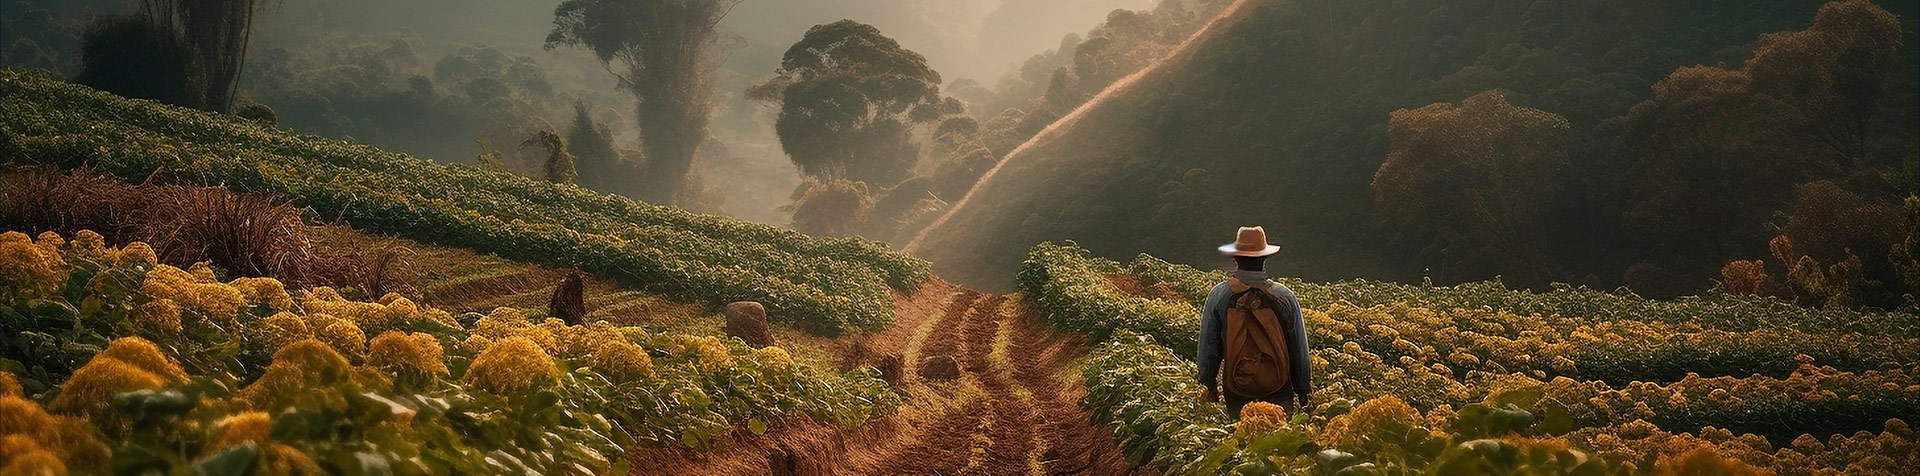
xmin=4 ymin=0 xmax=1916 ymax=312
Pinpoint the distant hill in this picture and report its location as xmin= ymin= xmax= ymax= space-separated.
xmin=909 ymin=0 xmax=1919 ymax=293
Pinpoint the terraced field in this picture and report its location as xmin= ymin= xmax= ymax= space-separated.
xmin=628 ymin=280 xmax=1153 ymax=475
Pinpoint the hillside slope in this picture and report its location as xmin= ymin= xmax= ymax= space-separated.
xmin=907 ymin=0 xmax=1919 ymax=292
xmin=0 ymin=69 xmax=924 ymax=334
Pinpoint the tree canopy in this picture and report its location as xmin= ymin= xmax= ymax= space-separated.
xmin=547 ymin=0 xmax=739 ymax=205
xmin=749 ymin=20 xmax=956 ymax=186
xmin=1373 ymin=91 xmax=1571 ymax=282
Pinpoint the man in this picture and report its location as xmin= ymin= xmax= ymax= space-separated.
xmin=1198 ymin=226 xmax=1312 ymax=419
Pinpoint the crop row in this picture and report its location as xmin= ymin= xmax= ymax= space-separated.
xmin=1083 ymin=332 xmax=1917 ymax=476
xmin=1 ymin=231 xmax=896 ymax=475
xmin=1307 ymin=334 xmax=1918 ymax=444
xmin=0 ymin=70 xmax=927 ymax=334
xmin=1032 ymin=242 xmax=1917 ymax=385
xmin=1308 ymin=301 xmax=1917 ymax=384
xmin=1028 ymin=242 xmax=1918 ymax=472
xmin=1016 ymin=241 xmax=1199 ymax=355
xmin=1122 ymin=248 xmax=1920 ymax=336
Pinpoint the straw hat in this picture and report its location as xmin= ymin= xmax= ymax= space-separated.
xmin=1218 ymin=226 xmax=1281 ymax=257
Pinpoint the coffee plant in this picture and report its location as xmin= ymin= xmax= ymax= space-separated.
xmin=1 ymin=231 xmax=896 ymax=475
xmin=1035 ymin=242 xmax=1918 ymax=475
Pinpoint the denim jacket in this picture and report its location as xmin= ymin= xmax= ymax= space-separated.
xmin=1197 ymin=270 xmax=1312 ymax=398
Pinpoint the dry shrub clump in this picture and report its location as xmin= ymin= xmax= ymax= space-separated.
xmin=463 ymin=336 xmax=559 ymax=395
xmin=1 ymin=165 xmax=331 ymax=286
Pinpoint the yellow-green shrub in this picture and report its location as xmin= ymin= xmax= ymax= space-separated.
xmin=215 ymin=412 xmax=272 ymax=447
xmin=236 ymin=340 xmax=353 ymax=413
xmin=0 ymin=230 xmax=67 ymax=302
xmin=590 ymin=341 xmax=654 ymax=380
xmin=316 ymin=320 xmax=367 ymax=359
xmin=1652 ymin=446 xmax=1773 ymax=476
xmin=0 ymin=435 xmax=66 ymax=476
xmin=140 ymin=264 xmax=245 ymax=322
xmin=261 ymin=312 xmax=313 ymax=350
xmin=47 ymin=338 xmax=184 ymax=422
xmin=366 ymin=331 xmax=448 ymax=378
xmin=0 ymin=395 xmax=107 ymax=475
xmin=228 ymin=277 xmax=294 ymax=311
xmin=673 ymin=335 xmax=732 ymax=370
xmin=133 ymin=299 xmax=184 ymax=333
xmin=1317 ymin=395 xmax=1424 ymax=449
xmin=463 ymin=336 xmax=558 ymax=395
xmin=1235 ymin=401 xmax=1290 ymax=440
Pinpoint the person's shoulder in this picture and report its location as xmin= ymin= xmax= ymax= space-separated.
xmin=1264 ymin=280 xmax=1299 ymax=302
xmin=1203 ymin=281 xmax=1226 ymax=300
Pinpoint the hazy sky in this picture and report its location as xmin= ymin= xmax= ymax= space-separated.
xmin=234 ymin=0 xmax=1158 ymax=224
xmin=253 ymin=0 xmax=1155 ymax=88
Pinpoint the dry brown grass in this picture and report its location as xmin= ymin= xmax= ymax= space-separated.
xmin=1 ymin=165 xmax=344 ymax=286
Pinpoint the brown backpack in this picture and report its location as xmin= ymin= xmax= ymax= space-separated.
xmin=1222 ymin=278 xmax=1291 ymax=398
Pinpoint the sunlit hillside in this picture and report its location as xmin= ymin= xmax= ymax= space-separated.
xmin=911 ymin=0 xmax=1919 ymax=298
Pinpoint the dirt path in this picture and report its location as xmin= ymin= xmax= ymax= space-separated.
xmin=628 ymin=279 xmax=1153 ymax=475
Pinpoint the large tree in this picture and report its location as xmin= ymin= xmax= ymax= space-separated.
xmin=547 ymin=0 xmax=739 ymax=205
xmin=748 ymin=20 xmax=956 ymax=186
xmin=1372 ymin=90 xmax=1570 ymax=284
xmin=149 ymin=0 xmax=261 ymax=112
xmin=74 ymin=0 xmax=262 ymax=112
xmin=1744 ymin=0 xmax=1903 ymax=168
xmin=1612 ymin=0 xmax=1902 ymax=280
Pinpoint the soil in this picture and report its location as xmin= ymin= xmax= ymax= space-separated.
xmin=627 ymin=278 xmax=1156 ymax=475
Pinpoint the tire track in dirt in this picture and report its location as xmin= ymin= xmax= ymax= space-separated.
xmin=628 ymin=280 xmax=1150 ymax=475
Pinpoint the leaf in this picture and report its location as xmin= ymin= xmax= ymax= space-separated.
xmin=748 ymin=418 xmax=767 ymax=435
xmin=192 ymin=441 xmax=260 ymax=476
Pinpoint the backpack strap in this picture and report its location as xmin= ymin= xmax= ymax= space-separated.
xmin=1227 ymin=277 xmax=1277 ymax=303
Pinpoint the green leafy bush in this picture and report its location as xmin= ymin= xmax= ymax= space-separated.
xmin=1017 ymin=241 xmax=1200 ymax=355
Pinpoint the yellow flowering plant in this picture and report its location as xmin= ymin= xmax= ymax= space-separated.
xmin=0 ymin=226 xmax=897 ymax=475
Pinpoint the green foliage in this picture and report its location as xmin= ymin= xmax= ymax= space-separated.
xmin=784 ymin=178 xmax=874 ymax=238
xmin=1 ymin=232 xmax=896 ymax=475
xmin=751 ymin=19 xmax=956 ymax=186
xmin=546 ymin=0 xmax=737 ymax=204
xmin=521 ymin=129 xmax=577 ymax=184
xmin=1042 ymin=242 xmax=1918 ymax=475
xmin=1082 ymin=333 xmax=1612 ymax=476
xmin=73 ymin=15 xmax=198 ymax=108
xmin=1017 ymin=241 xmax=1199 ymax=355
xmin=910 ymin=0 xmax=1920 ymax=298
xmin=0 ymin=69 xmax=930 ymax=334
